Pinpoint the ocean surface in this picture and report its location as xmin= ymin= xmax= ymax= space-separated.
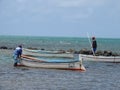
xmin=0 ymin=36 xmax=120 ymax=90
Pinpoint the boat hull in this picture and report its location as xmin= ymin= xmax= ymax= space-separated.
xmin=80 ymin=54 xmax=120 ymax=63
xmin=20 ymin=57 xmax=86 ymax=71
xmin=23 ymin=48 xmax=74 ymax=58
xmin=23 ymin=48 xmax=66 ymax=54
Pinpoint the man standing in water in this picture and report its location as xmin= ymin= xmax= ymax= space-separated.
xmin=92 ymin=37 xmax=97 ymax=54
xmin=13 ymin=45 xmax=22 ymax=66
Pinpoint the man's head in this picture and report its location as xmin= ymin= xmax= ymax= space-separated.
xmin=92 ymin=37 xmax=95 ymax=40
xmin=18 ymin=45 xmax=22 ymax=48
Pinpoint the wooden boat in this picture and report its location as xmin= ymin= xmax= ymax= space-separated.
xmin=80 ymin=54 xmax=120 ymax=63
xmin=23 ymin=48 xmax=74 ymax=58
xmin=23 ymin=48 xmax=68 ymax=54
xmin=20 ymin=55 xmax=86 ymax=71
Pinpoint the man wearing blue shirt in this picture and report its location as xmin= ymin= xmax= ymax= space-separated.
xmin=13 ymin=45 xmax=22 ymax=66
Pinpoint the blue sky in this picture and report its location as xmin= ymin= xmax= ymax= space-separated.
xmin=0 ymin=0 xmax=120 ymax=38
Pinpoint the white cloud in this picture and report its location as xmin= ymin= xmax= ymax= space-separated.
xmin=15 ymin=0 xmax=106 ymax=12
xmin=45 ymin=0 xmax=107 ymax=20
xmin=50 ymin=0 xmax=106 ymax=8
xmin=2 ymin=0 xmax=120 ymax=21
xmin=50 ymin=0 xmax=120 ymax=20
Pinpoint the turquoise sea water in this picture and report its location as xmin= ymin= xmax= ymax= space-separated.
xmin=0 ymin=36 xmax=120 ymax=90
xmin=0 ymin=36 xmax=120 ymax=53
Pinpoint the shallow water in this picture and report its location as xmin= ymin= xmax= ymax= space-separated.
xmin=0 ymin=50 xmax=120 ymax=90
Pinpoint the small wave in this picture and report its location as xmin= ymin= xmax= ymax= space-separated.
xmin=60 ymin=41 xmax=71 ymax=45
